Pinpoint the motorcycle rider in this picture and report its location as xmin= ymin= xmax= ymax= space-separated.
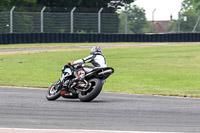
xmin=67 ymin=46 xmax=107 ymax=82
xmin=47 ymin=46 xmax=114 ymax=101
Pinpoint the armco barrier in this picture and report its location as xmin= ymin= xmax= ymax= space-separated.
xmin=0 ymin=33 xmax=200 ymax=44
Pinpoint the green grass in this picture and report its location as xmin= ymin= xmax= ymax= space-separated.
xmin=1 ymin=43 xmax=200 ymax=97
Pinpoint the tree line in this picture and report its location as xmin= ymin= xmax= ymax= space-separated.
xmin=0 ymin=0 xmax=135 ymax=12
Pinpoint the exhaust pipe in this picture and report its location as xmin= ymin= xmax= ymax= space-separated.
xmin=98 ymin=69 xmax=113 ymax=76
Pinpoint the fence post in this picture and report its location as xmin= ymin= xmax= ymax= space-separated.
xmin=178 ymin=8 xmax=183 ymax=33
xmin=10 ymin=6 xmax=15 ymax=33
xmin=193 ymin=16 xmax=200 ymax=32
xmin=152 ymin=8 xmax=156 ymax=33
xmin=125 ymin=10 xmax=128 ymax=34
xmin=98 ymin=8 xmax=103 ymax=33
xmin=71 ymin=7 xmax=76 ymax=33
xmin=178 ymin=12 xmax=181 ymax=32
xmin=41 ymin=6 xmax=46 ymax=33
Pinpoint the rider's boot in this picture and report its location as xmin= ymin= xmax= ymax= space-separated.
xmin=72 ymin=71 xmax=85 ymax=82
xmin=68 ymin=71 xmax=85 ymax=92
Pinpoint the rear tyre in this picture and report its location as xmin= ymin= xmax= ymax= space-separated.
xmin=46 ymin=81 xmax=61 ymax=101
xmin=78 ymin=78 xmax=103 ymax=102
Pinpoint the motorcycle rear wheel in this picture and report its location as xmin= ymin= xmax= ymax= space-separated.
xmin=78 ymin=78 xmax=103 ymax=102
xmin=46 ymin=81 xmax=61 ymax=101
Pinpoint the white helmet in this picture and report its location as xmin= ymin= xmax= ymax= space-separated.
xmin=90 ymin=46 xmax=102 ymax=55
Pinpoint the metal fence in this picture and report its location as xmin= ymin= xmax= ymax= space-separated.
xmin=1 ymin=6 xmax=200 ymax=34
xmin=0 ymin=7 xmax=120 ymax=34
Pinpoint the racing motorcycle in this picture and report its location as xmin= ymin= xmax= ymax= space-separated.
xmin=46 ymin=64 xmax=114 ymax=102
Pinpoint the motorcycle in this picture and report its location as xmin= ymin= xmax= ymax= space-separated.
xmin=46 ymin=64 xmax=114 ymax=102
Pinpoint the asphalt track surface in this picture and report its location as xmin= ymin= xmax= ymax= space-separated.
xmin=0 ymin=86 xmax=200 ymax=133
xmin=1 ymin=43 xmax=200 ymax=133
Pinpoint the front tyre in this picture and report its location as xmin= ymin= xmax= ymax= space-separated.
xmin=78 ymin=78 xmax=103 ymax=102
xmin=46 ymin=81 xmax=61 ymax=101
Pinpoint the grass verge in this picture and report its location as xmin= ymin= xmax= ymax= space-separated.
xmin=1 ymin=43 xmax=200 ymax=97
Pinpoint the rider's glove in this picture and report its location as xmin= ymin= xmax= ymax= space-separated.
xmin=67 ymin=61 xmax=73 ymax=66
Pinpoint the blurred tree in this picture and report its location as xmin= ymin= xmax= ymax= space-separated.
xmin=10 ymin=0 xmax=37 ymax=6
xmin=182 ymin=0 xmax=193 ymax=11
xmin=193 ymin=0 xmax=200 ymax=11
xmin=0 ymin=0 xmax=10 ymax=6
xmin=36 ymin=0 xmax=135 ymax=12
xmin=0 ymin=0 xmax=37 ymax=11
xmin=167 ymin=20 xmax=177 ymax=32
xmin=0 ymin=0 xmax=136 ymax=12
xmin=119 ymin=5 xmax=150 ymax=33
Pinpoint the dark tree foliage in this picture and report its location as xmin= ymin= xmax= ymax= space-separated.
xmin=37 ymin=0 xmax=135 ymax=12
xmin=0 ymin=0 xmax=135 ymax=12
xmin=193 ymin=0 xmax=200 ymax=11
xmin=0 ymin=0 xmax=37 ymax=11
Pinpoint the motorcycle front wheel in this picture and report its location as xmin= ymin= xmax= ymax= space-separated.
xmin=78 ymin=78 xmax=103 ymax=102
xmin=46 ymin=81 xmax=61 ymax=101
